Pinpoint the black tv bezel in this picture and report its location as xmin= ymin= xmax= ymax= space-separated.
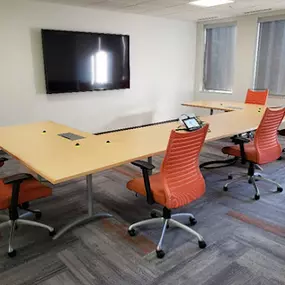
xmin=41 ymin=29 xmax=130 ymax=94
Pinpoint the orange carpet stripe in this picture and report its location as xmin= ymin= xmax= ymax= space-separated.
xmin=227 ymin=210 xmax=285 ymax=237
xmin=101 ymin=219 xmax=156 ymax=256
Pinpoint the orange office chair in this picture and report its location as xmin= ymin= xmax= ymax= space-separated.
xmin=0 ymin=159 xmax=55 ymax=257
xmin=222 ymin=108 xmax=285 ymax=200
xmin=243 ymin=89 xmax=269 ymax=139
xmin=126 ymin=125 xmax=209 ymax=258
xmin=245 ymin=89 xmax=269 ymax=105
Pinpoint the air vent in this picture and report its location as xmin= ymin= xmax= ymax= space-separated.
xmin=244 ymin=8 xmax=272 ymax=15
xmin=197 ymin=16 xmax=219 ymax=21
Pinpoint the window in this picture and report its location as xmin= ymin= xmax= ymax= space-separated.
xmin=254 ymin=20 xmax=285 ymax=95
xmin=203 ymin=25 xmax=236 ymax=92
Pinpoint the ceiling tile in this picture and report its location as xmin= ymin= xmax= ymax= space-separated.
xmin=30 ymin=0 xmax=285 ymax=21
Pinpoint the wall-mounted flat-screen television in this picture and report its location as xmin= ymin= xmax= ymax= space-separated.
xmin=41 ymin=29 xmax=130 ymax=94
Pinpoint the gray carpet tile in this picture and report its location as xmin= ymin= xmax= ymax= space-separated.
xmin=0 ymin=135 xmax=285 ymax=284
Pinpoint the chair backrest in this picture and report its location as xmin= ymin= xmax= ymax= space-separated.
xmin=254 ymin=108 xmax=285 ymax=164
xmin=245 ymin=89 xmax=269 ymax=105
xmin=160 ymin=125 xmax=208 ymax=209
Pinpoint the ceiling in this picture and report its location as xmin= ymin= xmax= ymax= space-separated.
xmin=31 ymin=0 xmax=285 ymax=21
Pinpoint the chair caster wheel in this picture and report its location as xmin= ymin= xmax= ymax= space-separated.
xmin=35 ymin=212 xmax=42 ymax=220
xmin=8 ymin=250 xmax=16 ymax=258
xmin=189 ymin=217 xmax=197 ymax=226
xmin=277 ymin=187 xmax=283 ymax=193
xmin=150 ymin=211 xmax=158 ymax=218
xmin=254 ymin=194 xmax=260 ymax=201
xmin=228 ymin=175 xmax=233 ymax=180
xmin=128 ymin=229 xmax=136 ymax=237
xmin=223 ymin=186 xmax=228 ymax=192
xmin=156 ymin=249 xmax=165 ymax=259
xmin=198 ymin=240 xmax=207 ymax=249
xmin=248 ymin=179 xmax=252 ymax=184
xmin=49 ymin=229 xmax=56 ymax=237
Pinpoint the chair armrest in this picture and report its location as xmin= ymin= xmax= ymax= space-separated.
xmin=3 ymin=173 xmax=33 ymax=185
xmin=3 ymin=173 xmax=33 ymax=220
xmin=0 ymin=157 xmax=8 ymax=167
xmin=131 ymin=160 xmax=155 ymax=205
xmin=278 ymin=129 xmax=285 ymax=136
xmin=131 ymin=160 xmax=155 ymax=171
xmin=232 ymin=137 xmax=250 ymax=164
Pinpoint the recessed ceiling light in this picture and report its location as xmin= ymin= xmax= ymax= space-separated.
xmin=189 ymin=0 xmax=234 ymax=7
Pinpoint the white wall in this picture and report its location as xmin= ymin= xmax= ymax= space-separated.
xmin=0 ymin=0 xmax=196 ymax=132
xmin=194 ymin=12 xmax=285 ymax=116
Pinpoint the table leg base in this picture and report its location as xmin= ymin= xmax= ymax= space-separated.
xmin=53 ymin=212 xmax=112 ymax=240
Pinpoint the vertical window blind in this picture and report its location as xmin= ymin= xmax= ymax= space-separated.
xmin=203 ymin=25 xmax=236 ymax=92
xmin=255 ymin=20 xmax=285 ymax=95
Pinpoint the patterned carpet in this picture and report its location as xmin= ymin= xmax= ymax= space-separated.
xmin=0 ymin=136 xmax=285 ymax=284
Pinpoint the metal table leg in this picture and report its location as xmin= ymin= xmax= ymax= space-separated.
xmin=202 ymin=108 xmax=239 ymax=169
xmin=53 ymin=174 xmax=112 ymax=240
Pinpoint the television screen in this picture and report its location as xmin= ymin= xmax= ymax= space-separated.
xmin=41 ymin=29 xmax=130 ymax=94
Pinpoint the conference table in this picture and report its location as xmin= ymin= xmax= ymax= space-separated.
xmin=0 ymin=101 xmax=270 ymax=238
xmin=182 ymin=100 xmax=266 ymax=115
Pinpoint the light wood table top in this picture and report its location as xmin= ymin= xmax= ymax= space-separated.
xmin=0 ymin=104 xmax=268 ymax=185
xmin=182 ymin=100 xmax=262 ymax=112
xmin=202 ymin=106 xmax=266 ymax=141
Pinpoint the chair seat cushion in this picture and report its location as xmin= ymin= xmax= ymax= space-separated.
xmin=222 ymin=141 xmax=258 ymax=163
xmin=222 ymin=140 xmax=282 ymax=165
xmin=127 ymin=173 xmax=166 ymax=206
xmin=0 ymin=177 xmax=52 ymax=210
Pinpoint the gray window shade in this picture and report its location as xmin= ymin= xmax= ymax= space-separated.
xmin=255 ymin=20 xmax=285 ymax=95
xmin=203 ymin=25 xmax=236 ymax=92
